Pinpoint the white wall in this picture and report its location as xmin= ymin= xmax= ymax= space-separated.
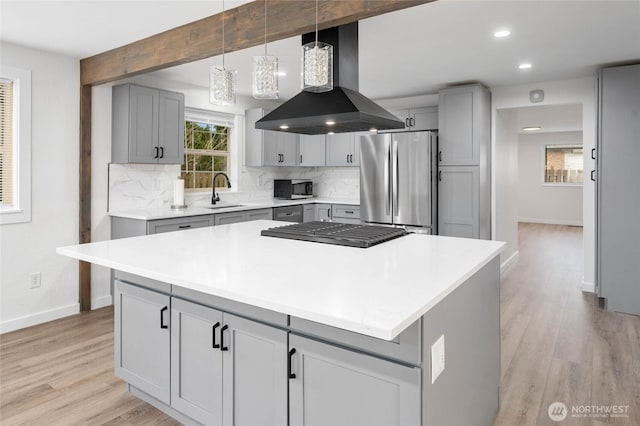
xmin=0 ymin=42 xmax=80 ymax=332
xmin=518 ymin=131 xmax=583 ymax=226
xmin=494 ymin=109 xmax=519 ymax=272
xmin=491 ymin=77 xmax=597 ymax=291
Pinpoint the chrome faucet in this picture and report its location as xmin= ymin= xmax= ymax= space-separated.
xmin=211 ymin=172 xmax=231 ymax=205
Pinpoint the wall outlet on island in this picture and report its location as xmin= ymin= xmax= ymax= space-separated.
xmin=29 ymin=272 xmax=41 ymax=289
xmin=431 ymin=334 xmax=445 ymax=384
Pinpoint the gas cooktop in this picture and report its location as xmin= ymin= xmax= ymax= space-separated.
xmin=260 ymin=221 xmax=408 ymax=248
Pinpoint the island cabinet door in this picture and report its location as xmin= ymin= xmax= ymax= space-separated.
xmin=288 ymin=335 xmax=422 ymax=426
xmin=170 ymin=298 xmax=223 ymax=426
xmin=115 ymin=280 xmax=171 ymax=405
xmin=221 ymin=313 xmax=288 ymax=426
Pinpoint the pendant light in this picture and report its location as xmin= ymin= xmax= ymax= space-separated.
xmin=210 ymin=0 xmax=236 ymax=105
xmin=301 ymin=0 xmax=333 ymax=93
xmin=252 ymin=0 xmax=278 ymax=99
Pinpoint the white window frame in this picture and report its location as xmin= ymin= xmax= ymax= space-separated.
xmin=182 ymin=107 xmax=237 ymax=193
xmin=541 ymin=143 xmax=584 ymax=187
xmin=0 ymin=66 xmax=31 ymax=225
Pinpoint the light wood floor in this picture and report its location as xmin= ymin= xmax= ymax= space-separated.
xmin=1 ymin=223 xmax=638 ymax=425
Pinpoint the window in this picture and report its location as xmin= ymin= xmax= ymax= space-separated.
xmin=181 ymin=108 xmax=233 ymax=190
xmin=544 ymin=144 xmax=583 ymax=184
xmin=0 ymin=79 xmax=14 ymax=206
xmin=0 ymin=66 xmax=31 ymax=225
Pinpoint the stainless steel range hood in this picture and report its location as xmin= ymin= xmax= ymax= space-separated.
xmin=255 ymin=23 xmax=404 ymax=135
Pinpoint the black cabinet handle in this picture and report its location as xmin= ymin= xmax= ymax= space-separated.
xmin=405 ymin=118 xmax=410 ymax=128
xmin=438 ymin=170 xmax=442 ymax=182
xmin=154 ymin=146 xmax=159 ymax=159
xmin=591 ymin=148 xmax=596 ymax=160
xmin=591 ymin=170 xmax=596 ymax=181
xmin=300 ymin=154 xmax=303 ymax=164
xmin=438 ymin=151 xmax=442 ymax=162
xmin=159 ymin=146 xmax=164 ymax=159
xmin=160 ymin=306 xmax=168 ymax=329
xmin=409 ymin=117 xmax=415 ymax=127
xmin=220 ymin=324 xmax=229 ymax=351
xmin=350 ymin=154 xmax=354 ymax=163
xmin=345 ymin=210 xmax=354 ymax=214
xmin=327 ymin=208 xmax=331 ymax=217
xmin=212 ymin=322 xmax=220 ymax=348
xmin=288 ymin=348 xmax=297 ymax=379
xmin=178 ymin=225 xmax=191 ymax=229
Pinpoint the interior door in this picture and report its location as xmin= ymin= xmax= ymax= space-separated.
xmin=393 ymin=132 xmax=432 ymax=227
xmin=359 ymin=134 xmax=392 ymax=224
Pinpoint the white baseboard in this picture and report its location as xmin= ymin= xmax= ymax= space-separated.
xmin=0 ymin=303 xmax=80 ymax=334
xmin=92 ymin=294 xmax=113 ymax=310
xmin=580 ymin=280 xmax=595 ymax=293
xmin=501 ymin=251 xmax=520 ymax=275
xmin=518 ymin=218 xmax=583 ymax=227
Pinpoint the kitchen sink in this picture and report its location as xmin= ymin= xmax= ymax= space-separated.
xmin=202 ymin=203 xmax=243 ymax=210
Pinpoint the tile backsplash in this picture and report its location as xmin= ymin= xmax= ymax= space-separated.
xmin=108 ymin=164 xmax=360 ymax=211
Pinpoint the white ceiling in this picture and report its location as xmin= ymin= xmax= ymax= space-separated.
xmin=2 ymin=0 xmax=640 ymax=103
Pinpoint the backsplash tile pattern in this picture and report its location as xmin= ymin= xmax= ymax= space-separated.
xmin=109 ymin=164 xmax=360 ymax=211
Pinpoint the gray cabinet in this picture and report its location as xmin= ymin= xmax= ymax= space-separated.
xmin=386 ymin=107 xmax=438 ymax=131
xmin=302 ymin=204 xmax=315 ymax=222
xmin=114 ymin=280 xmax=171 ymax=405
xmin=299 ymin=135 xmax=326 ymax=166
xmin=331 ymin=204 xmax=360 ymax=224
xmin=112 ymin=84 xmax=185 ymax=164
xmin=438 ymin=166 xmax=480 ymax=239
xmin=246 ymin=108 xmax=299 ymax=167
xmin=315 ymin=204 xmax=332 ymax=221
xmin=273 ymin=205 xmax=303 ymax=223
xmin=438 ymin=83 xmax=490 ymax=239
xmin=222 ymin=313 xmax=288 ymax=426
xmin=289 ymin=334 xmax=421 ymax=426
xmin=326 ymin=133 xmax=360 ymax=166
xmin=170 ymin=299 xmax=288 ymax=426
xmin=597 ymin=64 xmax=640 ymax=315
xmin=214 ymin=208 xmax=272 ymax=226
xmin=148 ymin=216 xmax=213 ymax=235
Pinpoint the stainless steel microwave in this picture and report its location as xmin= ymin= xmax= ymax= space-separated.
xmin=274 ymin=179 xmax=313 ymax=199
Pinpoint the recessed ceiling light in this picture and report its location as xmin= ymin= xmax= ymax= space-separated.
xmin=523 ymin=126 xmax=542 ymax=132
xmin=325 ymin=120 xmax=336 ymax=126
xmin=327 ymin=131 xmax=335 ymax=135
xmin=519 ymin=63 xmax=532 ymax=70
xmin=276 ymin=71 xmax=287 ymax=77
xmin=279 ymin=125 xmax=289 ymax=130
xmin=369 ymin=128 xmax=377 ymax=132
xmin=494 ymin=29 xmax=510 ymax=38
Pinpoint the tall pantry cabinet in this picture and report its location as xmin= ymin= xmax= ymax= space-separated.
xmin=437 ymin=84 xmax=491 ymax=239
xmin=596 ymin=64 xmax=640 ymax=315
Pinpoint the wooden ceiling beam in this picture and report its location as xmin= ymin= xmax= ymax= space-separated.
xmin=80 ymin=0 xmax=434 ymax=86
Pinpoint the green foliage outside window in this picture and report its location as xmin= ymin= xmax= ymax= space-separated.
xmin=182 ymin=121 xmax=230 ymax=189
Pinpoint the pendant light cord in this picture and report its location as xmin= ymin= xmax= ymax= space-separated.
xmin=222 ymin=0 xmax=226 ymax=68
xmin=264 ymin=0 xmax=267 ymax=56
xmin=315 ymin=0 xmax=318 ymax=43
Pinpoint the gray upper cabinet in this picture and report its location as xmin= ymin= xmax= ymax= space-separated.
xmin=438 ymin=85 xmax=490 ymax=166
xmin=112 ymin=84 xmax=185 ymax=164
xmin=289 ymin=334 xmax=421 ymax=426
xmin=326 ymin=133 xmax=360 ymax=166
xmin=246 ymin=108 xmax=299 ymax=167
xmin=385 ymin=107 xmax=438 ymax=132
xmin=299 ymin=134 xmax=326 ymax=166
xmin=115 ymin=280 xmax=171 ymax=405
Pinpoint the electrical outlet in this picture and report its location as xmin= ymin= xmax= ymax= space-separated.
xmin=431 ymin=334 xmax=445 ymax=384
xmin=30 ymin=272 xmax=41 ymax=289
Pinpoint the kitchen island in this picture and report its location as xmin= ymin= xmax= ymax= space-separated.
xmin=58 ymin=220 xmax=505 ymax=426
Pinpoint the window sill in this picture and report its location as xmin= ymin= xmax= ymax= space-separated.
xmin=0 ymin=207 xmax=30 ymax=225
xmin=541 ymin=183 xmax=583 ymax=187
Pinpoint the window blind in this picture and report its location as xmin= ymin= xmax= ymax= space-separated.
xmin=0 ymin=79 xmax=14 ymax=206
xmin=185 ymin=107 xmax=235 ymax=128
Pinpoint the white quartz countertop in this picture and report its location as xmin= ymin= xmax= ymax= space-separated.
xmin=57 ymin=220 xmax=504 ymax=340
xmin=108 ymin=198 xmax=359 ymax=221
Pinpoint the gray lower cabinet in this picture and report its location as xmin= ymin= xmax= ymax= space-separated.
xmin=302 ymin=204 xmax=315 ymax=222
xmin=331 ymin=204 xmax=360 ymax=224
xmin=149 ymin=216 xmax=213 ymax=234
xmin=289 ymin=334 xmax=421 ymax=426
xmin=115 ymin=280 xmax=171 ymax=405
xmin=438 ymin=166 xmax=480 ymax=238
xmin=315 ymin=204 xmax=332 ymax=222
xmin=214 ymin=211 xmax=248 ymax=226
xmin=170 ymin=298 xmax=288 ymax=426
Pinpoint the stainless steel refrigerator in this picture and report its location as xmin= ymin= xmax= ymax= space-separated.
xmin=360 ymin=131 xmax=438 ymax=233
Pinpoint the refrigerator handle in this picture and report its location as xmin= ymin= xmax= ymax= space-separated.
xmin=393 ymin=142 xmax=399 ymax=217
xmin=386 ymin=143 xmax=391 ymax=216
